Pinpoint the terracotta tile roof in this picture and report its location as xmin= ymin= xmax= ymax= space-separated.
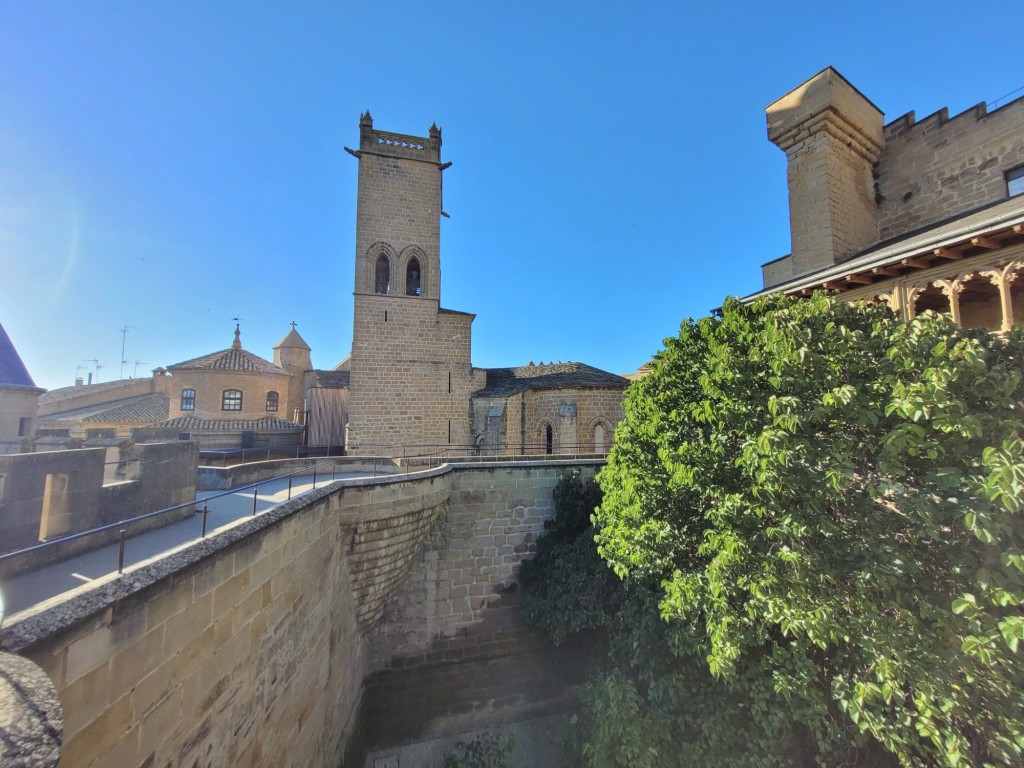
xmin=0 ymin=321 xmax=41 ymax=390
xmin=39 ymin=394 xmax=169 ymax=425
xmin=473 ymin=362 xmax=629 ymax=398
xmin=167 ymin=347 xmax=288 ymax=375
xmin=273 ymin=328 xmax=311 ymax=350
xmin=39 ymin=378 xmax=139 ymax=404
xmin=151 ymin=416 xmax=304 ymax=432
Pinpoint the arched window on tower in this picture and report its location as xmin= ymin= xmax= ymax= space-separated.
xmin=375 ymin=255 xmax=390 ymax=294
xmin=406 ymin=258 xmax=421 ymax=296
xmin=545 ymin=423 xmax=553 ymax=455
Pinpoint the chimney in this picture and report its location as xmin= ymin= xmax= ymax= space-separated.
xmin=767 ymin=68 xmax=884 ymax=278
xmin=75 ymin=377 xmax=84 ymax=387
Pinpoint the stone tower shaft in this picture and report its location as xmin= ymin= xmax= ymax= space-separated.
xmin=767 ymin=67 xmax=884 ymax=279
xmin=345 ymin=114 xmax=478 ymax=456
xmin=352 ymin=113 xmax=443 ymax=302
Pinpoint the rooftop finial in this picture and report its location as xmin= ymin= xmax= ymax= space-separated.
xmin=232 ymin=318 xmax=242 ymax=349
xmin=290 ymin=320 xmax=297 ymax=330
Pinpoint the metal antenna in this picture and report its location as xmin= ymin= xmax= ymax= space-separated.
xmin=119 ymin=325 xmax=139 ymax=379
xmin=82 ymin=358 xmax=101 ymax=383
xmin=132 ymin=361 xmax=147 ymax=378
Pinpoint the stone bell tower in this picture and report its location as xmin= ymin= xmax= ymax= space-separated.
xmin=344 ymin=113 xmax=478 ymax=456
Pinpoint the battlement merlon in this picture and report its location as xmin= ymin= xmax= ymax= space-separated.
xmin=356 ymin=111 xmax=442 ymax=163
xmin=766 ymin=66 xmax=884 ymax=159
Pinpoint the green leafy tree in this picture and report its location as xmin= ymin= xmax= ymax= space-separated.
xmin=592 ymin=293 xmax=1024 ymax=767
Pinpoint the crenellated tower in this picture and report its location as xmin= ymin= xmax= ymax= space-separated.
xmin=344 ymin=113 xmax=479 ymax=456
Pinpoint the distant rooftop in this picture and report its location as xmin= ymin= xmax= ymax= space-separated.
xmin=39 ymin=394 xmax=169 ymax=425
xmin=474 ymin=362 xmax=629 ymax=398
xmin=39 ymin=378 xmax=140 ymax=404
xmin=309 ymin=370 xmax=350 ymax=389
xmin=168 ymin=348 xmax=287 ymax=375
xmin=152 ymin=416 xmax=304 ymax=431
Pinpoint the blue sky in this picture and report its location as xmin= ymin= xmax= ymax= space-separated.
xmin=2 ymin=1 xmax=1022 ymax=390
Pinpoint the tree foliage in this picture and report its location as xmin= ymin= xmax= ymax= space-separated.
xmin=595 ymin=293 xmax=1024 ymax=766
xmin=522 ymin=293 xmax=1024 ymax=767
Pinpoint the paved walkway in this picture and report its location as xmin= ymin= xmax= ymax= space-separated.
xmin=1 ymin=472 xmax=370 ymax=617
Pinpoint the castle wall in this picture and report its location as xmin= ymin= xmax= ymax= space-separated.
xmin=877 ymin=97 xmax=1024 ymax=240
xmin=0 ymin=460 xmax=604 ymax=767
xmin=0 ymin=442 xmax=198 ymax=578
xmin=362 ymin=462 xmax=604 ymax=752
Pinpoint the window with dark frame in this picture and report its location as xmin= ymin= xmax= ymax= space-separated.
xmin=18 ymin=417 xmax=29 ymax=437
xmin=222 ymin=389 xmax=243 ymax=411
xmin=181 ymin=388 xmax=196 ymax=411
xmin=1008 ymin=166 xmax=1024 ymax=197
xmin=266 ymin=391 xmax=279 ymax=412
xmin=375 ymin=255 xmax=390 ymax=294
xmin=406 ymin=258 xmax=421 ymax=296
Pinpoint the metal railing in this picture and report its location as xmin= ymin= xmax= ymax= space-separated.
xmin=0 ymin=459 xmax=344 ymax=574
xmin=349 ymin=442 xmax=611 ymax=462
xmin=198 ymin=444 xmax=345 ymax=467
xmin=0 ymin=448 xmax=605 ymax=583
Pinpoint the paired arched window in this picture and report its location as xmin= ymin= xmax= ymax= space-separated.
xmin=406 ymin=258 xmax=421 ymax=296
xmin=375 ymin=255 xmax=390 ymax=294
xmin=266 ymin=391 xmax=279 ymax=412
xmin=180 ymin=389 xmax=196 ymax=411
xmin=222 ymin=389 xmax=243 ymax=411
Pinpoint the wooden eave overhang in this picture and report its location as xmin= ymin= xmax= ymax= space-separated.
xmin=746 ymin=197 xmax=1024 ymax=301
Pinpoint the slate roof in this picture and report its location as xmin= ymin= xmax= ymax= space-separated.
xmin=309 ymin=369 xmax=350 ymax=388
xmin=274 ymin=327 xmax=311 ymax=350
xmin=0 ymin=321 xmax=41 ymax=390
xmin=38 ymin=394 xmax=170 ymax=425
xmin=749 ymin=195 xmax=1024 ymax=299
xmin=473 ymin=362 xmax=629 ymax=398
xmin=167 ymin=348 xmax=288 ymax=375
xmin=151 ymin=416 xmax=304 ymax=432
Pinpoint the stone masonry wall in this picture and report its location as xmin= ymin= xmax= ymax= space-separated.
xmin=367 ymin=462 xmax=601 ymax=668
xmin=166 ymin=369 xmax=293 ymax=422
xmin=2 ymin=483 xmax=369 ymax=768
xmin=877 ymin=97 xmax=1024 ymax=240
xmin=0 ymin=442 xmax=198 ymax=577
xmin=348 ymin=295 xmax=476 ymax=455
xmin=361 ymin=462 xmax=604 ymax=751
xmin=0 ymin=460 xmax=604 ymax=767
xmin=498 ymin=390 xmax=625 ymax=455
xmin=353 ymin=141 xmax=441 ymax=301
xmin=0 ymin=386 xmax=41 ymax=454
